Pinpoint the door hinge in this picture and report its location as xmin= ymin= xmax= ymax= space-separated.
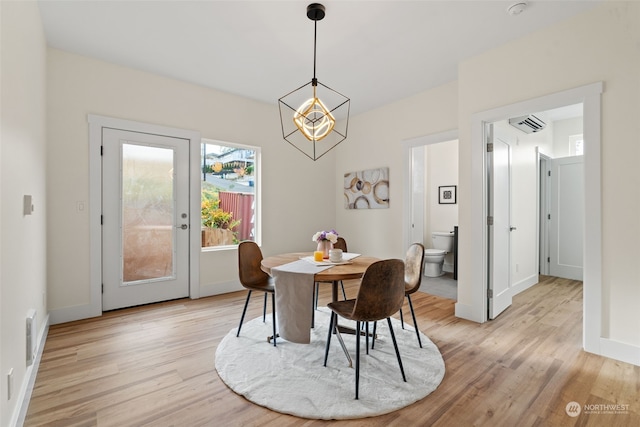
xmin=548 ymin=170 xmax=551 ymax=176
xmin=487 ymin=142 xmax=494 ymax=152
xmin=548 ymin=214 xmax=551 ymax=220
xmin=488 ymin=288 xmax=493 ymax=298
xmin=101 ymin=284 xmax=104 ymax=294
xmin=487 ymin=216 xmax=494 ymax=226
xmin=547 ymin=257 xmax=550 ymax=263
xmin=100 ymin=146 xmax=104 ymax=156
xmin=101 ymin=215 xmax=103 ymax=225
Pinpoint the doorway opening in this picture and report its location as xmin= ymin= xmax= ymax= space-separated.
xmin=536 ymin=107 xmax=585 ymax=281
xmin=402 ymin=130 xmax=459 ymax=302
xmin=470 ymin=82 xmax=602 ymax=355
xmin=485 ymin=103 xmax=585 ymax=320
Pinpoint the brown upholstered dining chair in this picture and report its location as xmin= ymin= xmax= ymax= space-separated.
xmin=334 ymin=236 xmax=348 ymax=253
xmin=237 ymin=241 xmax=277 ymax=346
xmin=323 ymin=259 xmax=407 ymax=399
xmin=399 ymin=243 xmax=426 ymax=347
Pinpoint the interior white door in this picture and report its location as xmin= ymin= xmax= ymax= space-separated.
xmin=410 ymin=146 xmax=426 ymax=244
xmin=488 ymin=126 xmax=513 ymax=319
xmin=102 ymin=128 xmax=190 ymax=311
xmin=539 ymin=154 xmax=552 ymax=275
xmin=550 ymin=155 xmax=584 ymax=280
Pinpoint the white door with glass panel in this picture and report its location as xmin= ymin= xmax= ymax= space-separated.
xmin=102 ymin=128 xmax=190 ymax=311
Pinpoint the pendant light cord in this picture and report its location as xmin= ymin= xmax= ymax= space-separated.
xmin=312 ymin=17 xmax=318 ymax=84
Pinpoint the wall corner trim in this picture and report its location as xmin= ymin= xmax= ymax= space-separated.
xmin=12 ymin=314 xmax=50 ymax=427
xmin=454 ymin=302 xmax=483 ymax=323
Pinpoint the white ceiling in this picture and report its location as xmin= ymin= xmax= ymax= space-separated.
xmin=37 ymin=0 xmax=601 ymax=116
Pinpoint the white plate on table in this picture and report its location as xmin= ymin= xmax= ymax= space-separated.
xmin=300 ymin=256 xmax=353 ymax=266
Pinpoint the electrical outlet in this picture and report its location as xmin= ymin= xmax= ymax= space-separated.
xmin=7 ymin=368 xmax=13 ymax=400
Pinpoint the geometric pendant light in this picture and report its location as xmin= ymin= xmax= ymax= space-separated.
xmin=278 ymin=3 xmax=350 ymax=161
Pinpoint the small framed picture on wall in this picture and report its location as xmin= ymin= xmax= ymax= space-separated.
xmin=438 ymin=185 xmax=457 ymax=204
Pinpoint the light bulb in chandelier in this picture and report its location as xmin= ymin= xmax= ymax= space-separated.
xmin=293 ymin=95 xmax=336 ymax=141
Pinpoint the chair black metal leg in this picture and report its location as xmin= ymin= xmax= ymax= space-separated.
xmin=271 ymin=293 xmax=277 ymax=347
xmin=371 ymin=321 xmax=377 ymax=349
xmin=324 ymin=312 xmax=335 ymax=366
xmin=340 ymin=281 xmax=347 ymax=300
xmin=365 ymin=321 xmax=370 ymax=355
xmin=263 ymin=292 xmax=267 ymax=322
xmin=387 ymin=317 xmax=406 ymax=382
xmin=407 ymin=294 xmax=423 ymax=348
xmin=314 ymin=282 xmax=319 ymax=309
xmin=399 ymin=306 xmax=405 ymax=329
xmin=237 ymin=290 xmax=252 ymax=337
xmin=355 ymin=320 xmax=361 ymax=400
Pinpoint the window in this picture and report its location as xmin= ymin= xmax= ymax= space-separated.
xmin=201 ymin=140 xmax=259 ymax=249
xmin=569 ymin=134 xmax=584 ymax=156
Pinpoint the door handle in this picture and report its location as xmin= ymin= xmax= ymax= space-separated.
xmin=510 ymin=226 xmax=517 ymax=231
xmin=179 ymin=224 xmax=188 ymax=230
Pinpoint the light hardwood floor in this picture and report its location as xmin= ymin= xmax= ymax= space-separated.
xmin=25 ymin=276 xmax=639 ymax=426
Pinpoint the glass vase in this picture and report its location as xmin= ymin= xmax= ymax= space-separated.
xmin=317 ymin=240 xmax=333 ymax=259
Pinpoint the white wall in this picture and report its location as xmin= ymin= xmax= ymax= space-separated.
xmin=0 ymin=2 xmax=49 ymax=425
xmin=426 ymin=140 xmax=458 ymax=238
xmin=46 ymin=49 xmax=337 ymax=321
xmin=426 ymin=140 xmax=458 ymax=271
xmin=335 ymin=81 xmax=459 ymax=258
xmin=457 ymin=2 xmax=639 ymax=352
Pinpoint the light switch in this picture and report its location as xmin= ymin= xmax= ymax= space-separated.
xmin=23 ymin=195 xmax=34 ymax=215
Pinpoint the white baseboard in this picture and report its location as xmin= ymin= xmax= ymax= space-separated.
xmin=49 ymin=303 xmax=101 ymax=325
xmin=50 ymin=281 xmax=243 ymax=325
xmin=510 ymin=274 xmax=539 ymax=297
xmin=197 ymin=280 xmax=243 ymax=298
xmin=599 ymin=338 xmax=640 ymax=367
xmin=12 ymin=314 xmax=49 ymax=427
xmin=443 ymin=262 xmax=454 ymax=273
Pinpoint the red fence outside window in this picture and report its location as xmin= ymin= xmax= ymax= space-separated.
xmin=218 ymin=191 xmax=254 ymax=241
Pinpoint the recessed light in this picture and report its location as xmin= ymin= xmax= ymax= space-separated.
xmin=507 ymin=2 xmax=527 ymax=16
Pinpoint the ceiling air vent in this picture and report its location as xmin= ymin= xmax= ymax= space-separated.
xmin=508 ymin=114 xmax=546 ymax=134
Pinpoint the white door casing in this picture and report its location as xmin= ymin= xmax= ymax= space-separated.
xmin=410 ymin=146 xmax=426 ymax=245
xmin=102 ymin=128 xmax=190 ymax=310
xmin=79 ymin=115 xmax=201 ymax=326
xmin=488 ymin=125 xmax=513 ymax=319
xmin=549 ymin=155 xmax=584 ymax=281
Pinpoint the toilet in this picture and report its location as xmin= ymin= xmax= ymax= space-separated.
xmin=424 ymin=231 xmax=454 ymax=277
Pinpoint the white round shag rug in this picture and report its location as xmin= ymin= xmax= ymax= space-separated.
xmin=215 ymin=308 xmax=445 ymax=420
